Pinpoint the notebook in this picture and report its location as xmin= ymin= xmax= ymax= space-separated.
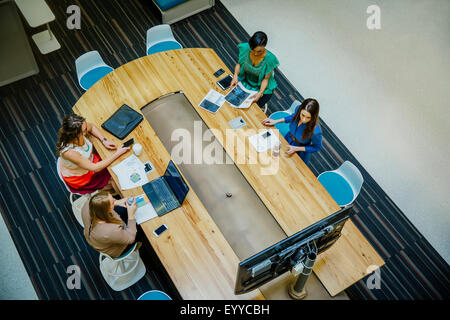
xmin=101 ymin=104 xmax=143 ymax=140
xmin=142 ymin=161 xmax=189 ymax=217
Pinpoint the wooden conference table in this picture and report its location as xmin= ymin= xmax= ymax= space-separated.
xmin=73 ymin=48 xmax=384 ymax=299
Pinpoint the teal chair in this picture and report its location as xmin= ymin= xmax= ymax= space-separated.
xmin=269 ymin=100 xmax=301 ymax=137
xmin=269 ymin=111 xmax=290 ymax=137
xmin=317 ymin=161 xmax=364 ymax=207
xmin=75 ymin=51 xmax=114 ymax=90
xmin=146 ymin=24 xmax=182 ymax=55
xmin=138 ymin=290 xmax=172 ymax=300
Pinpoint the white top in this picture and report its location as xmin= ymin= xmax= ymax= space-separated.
xmin=15 ymin=0 xmax=55 ymax=27
xmin=60 ymin=136 xmax=94 ymax=168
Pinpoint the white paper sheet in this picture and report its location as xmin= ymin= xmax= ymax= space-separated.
xmin=249 ymin=129 xmax=280 ymax=152
xmin=134 ymin=193 xmax=158 ymax=224
xmin=225 ymin=82 xmax=258 ymax=109
xmin=111 ymin=154 xmax=149 ymax=190
xmin=198 ymin=89 xmax=226 ymax=113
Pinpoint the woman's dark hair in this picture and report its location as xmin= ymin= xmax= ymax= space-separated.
xmin=56 ymin=113 xmax=85 ymax=155
xmin=248 ymin=31 xmax=268 ymax=50
xmin=291 ymin=98 xmax=320 ymax=140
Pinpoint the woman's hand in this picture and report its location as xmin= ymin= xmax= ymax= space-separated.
xmin=230 ymin=75 xmax=239 ymax=89
xmin=102 ymin=139 xmax=117 ymax=150
xmin=251 ymin=92 xmax=263 ymax=103
xmin=262 ymin=118 xmax=277 ymax=126
xmin=114 ymin=198 xmax=127 ymax=207
xmin=114 ymin=145 xmax=130 ymax=158
xmin=125 ymin=198 xmax=137 ymax=219
xmin=285 ymin=145 xmax=301 ymax=155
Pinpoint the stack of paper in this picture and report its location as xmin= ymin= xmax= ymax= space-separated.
xmin=111 ymin=154 xmax=149 ymax=190
xmin=134 ymin=193 xmax=158 ymax=224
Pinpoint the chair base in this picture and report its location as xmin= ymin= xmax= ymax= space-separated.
xmin=32 ymin=29 xmax=60 ymax=54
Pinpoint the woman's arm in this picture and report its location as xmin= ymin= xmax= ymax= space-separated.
xmin=230 ymin=63 xmax=241 ymax=89
xmin=304 ymin=130 xmax=323 ymax=153
xmin=253 ymin=71 xmax=272 ymax=102
xmin=286 ymin=131 xmax=323 ymax=155
xmin=261 ymin=117 xmax=284 ymax=126
xmin=114 ymin=197 xmax=128 ymax=207
xmin=86 ymin=122 xmax=117 ymax=150
xmin=62 ymin=146 xmax=130 ymax=173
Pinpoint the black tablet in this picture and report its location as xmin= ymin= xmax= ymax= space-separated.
xmin=101 ymin=104 xmax=143 ymax=140
xmin=217 ymin=75 xmax=233 ymax=90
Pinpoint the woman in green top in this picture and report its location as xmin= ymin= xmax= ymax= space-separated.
xmin=230 ymin=31 xmax=280 ymax=110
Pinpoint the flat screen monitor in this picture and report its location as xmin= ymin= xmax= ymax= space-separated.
xmin=234 ymin=205 xmax=354 ymax=294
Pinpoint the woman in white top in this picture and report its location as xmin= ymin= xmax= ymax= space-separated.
xmin=56 ymin=114 xmax=129 ymax=194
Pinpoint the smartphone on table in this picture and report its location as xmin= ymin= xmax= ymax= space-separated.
xmin=153 ymin=224 xmax=168 ymax=237
xmin=122 ymin=138 xmax=134 ymax=148
xmin=213 ymin=68 xmax=225 ymax=78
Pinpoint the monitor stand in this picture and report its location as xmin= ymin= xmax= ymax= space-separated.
xmin=288 ymin=247 xmax=318 ymax=300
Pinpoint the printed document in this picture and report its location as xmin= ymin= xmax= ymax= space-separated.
xmin=134 ymin=193 xmax=158 ymax=224
xmin=225 ymin=82 xmax=258 ymax=109
xmin=199 ymin=89 xmax=226 ymax=113
xmin=249 ymin=129 xmax=280 ymax=152
xmin=111 ymin=154 xmax=149 ymax=190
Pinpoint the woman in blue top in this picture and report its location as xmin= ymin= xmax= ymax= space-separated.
xmin=230 ymin=31 xmax=280 ymax=110
xmin=262 ymin=98 xmax=323 ymax=165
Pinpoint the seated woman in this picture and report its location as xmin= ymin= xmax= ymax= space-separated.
xmin=56 ymin=113 xmax=129 ymax=194
xmin=82 ymin=192 xmax=141 ymax=258
xmin=230 ymin=31 xmax=280 ymax=110
xmin=262 ymin=98 xmax=323 ymax=165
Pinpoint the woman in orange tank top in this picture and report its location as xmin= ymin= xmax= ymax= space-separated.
xmin=56 ymin=114 xmax=130 ymax=194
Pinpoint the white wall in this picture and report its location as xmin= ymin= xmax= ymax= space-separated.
xmin=222 ymin=0 xmax=450 ymax=263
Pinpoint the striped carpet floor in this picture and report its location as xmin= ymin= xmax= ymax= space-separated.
xmin=0 ymin=0 xmax=448 ymax=300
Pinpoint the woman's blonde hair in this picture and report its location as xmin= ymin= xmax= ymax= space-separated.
xmin=89 ymin=192 xmax=123 ymax=227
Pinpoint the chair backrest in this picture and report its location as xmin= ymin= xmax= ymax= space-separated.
xmin=75 ymin=50 xmax=109 ymax=81
xmin=335 ymin=161 xmax=364 ymax=202
xmin=287 ymin=99 xmax=301 ymax=114
xmin=56 ymin=157 xmax=72 ymax=193
xmin=115 ymin=243 xmax=138 ymax=260
xmin=137 ymin=290 xmax=172 ymax=300
xmin=269 ymin=111 xmax=289 ymax=120
xmin=146 ymin=24 xmax=181 ymax=53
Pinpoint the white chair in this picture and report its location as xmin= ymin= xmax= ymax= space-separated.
xmin=317 ymin=161 xmax=364 ymax=207
xmin=99 ymin=243 xmax=147 ymax=291
xmin=268 ymin=100 xmax=302 ymax=137
xmin=75 ymin=50 xmax=114 ymax=90
xmin=146 ymin=24 xmax=182 ymax=55
xmin=269 ymin=99 xmax=301 ymax=120
xmin=56 ymin=157 xmax=96 ymax=227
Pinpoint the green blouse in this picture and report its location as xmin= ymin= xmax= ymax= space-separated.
xmin=237 ymin=43 xmax=280 ymax=94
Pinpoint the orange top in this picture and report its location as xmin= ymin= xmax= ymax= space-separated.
xmin=62 ymin=153 xmax=100 ymax=188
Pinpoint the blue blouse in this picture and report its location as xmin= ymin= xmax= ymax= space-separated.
xmin=283 ymin=106 xmax=323 ymax=154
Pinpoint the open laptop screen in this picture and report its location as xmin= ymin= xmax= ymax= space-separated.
xmin=164 ymin=161 xmax=189 ymax=205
